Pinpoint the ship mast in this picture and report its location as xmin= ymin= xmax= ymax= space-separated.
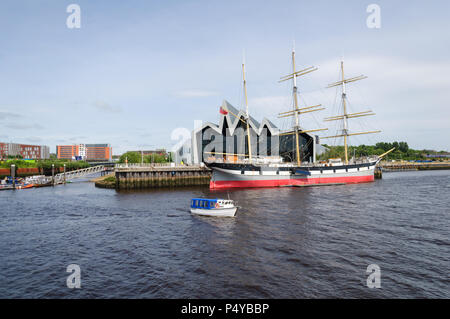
xmin=278 ymin=48 xmax=327 ymax=165
xmin=242 ymin=61 xmax=252 ymax=162
xmin=291 ymin=49 xmax=301 ymax=166
xmin=341 ymin=61 xmax=349 ymax=164
xmin=207 ymin=58 xmax=254 ymax=162
xmin=322 ymin=60 xmax=381 ymax=164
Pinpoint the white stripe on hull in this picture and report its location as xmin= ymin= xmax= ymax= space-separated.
xmin=190 ymin=207 xmax=237 ymax=217
xmin=212 ymin=166 xmax=376 ymax=182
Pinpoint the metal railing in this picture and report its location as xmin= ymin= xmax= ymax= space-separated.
xmin=115 ymin=163 xmax=206 ymax=169
xmin=32 ymin=165 xmax=106 ymax=185
xmin=115 ymin=163 xmax=174 ymax=168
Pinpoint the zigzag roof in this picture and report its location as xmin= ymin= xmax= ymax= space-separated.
xmin=194 ymin=100 xmax=280 ymax=136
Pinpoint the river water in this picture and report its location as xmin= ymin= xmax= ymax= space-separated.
xmin=0 ymin=170 xmax=449 ymax=298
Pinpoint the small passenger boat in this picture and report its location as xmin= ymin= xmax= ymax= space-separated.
xmin=190 ymin=198 xmax=238 ymax=217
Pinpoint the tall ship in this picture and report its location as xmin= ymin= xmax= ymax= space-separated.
xmin=206 ymin=48 xmax=393 ymax=189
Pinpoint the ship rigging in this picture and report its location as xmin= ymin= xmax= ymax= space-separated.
xmin=321 ymin=60 xmax=381 ymax=164
xmin=204 ymin=47 xmax=395 ymax=189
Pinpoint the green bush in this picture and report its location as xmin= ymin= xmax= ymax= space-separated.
xmin=118 ymin=151 xmax=171 ymax=163
xmin=0 ymin=160 xmax=36 ymax=168
xmin=103 ymin=176 xmax=116 ymax=183
xmin=144 ymin=153 xmax=170 ymax=163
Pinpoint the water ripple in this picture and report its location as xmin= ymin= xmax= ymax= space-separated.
xmin=0 ymin=170 xmax=449 ymax=298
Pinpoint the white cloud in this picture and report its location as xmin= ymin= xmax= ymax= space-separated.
xmin=249 ymin=95 xmax=290 ymax=110
xmin=313 ymin=55 xmax=450 ymax=94
xmin=0 ymin=111 xmax=20 ymax=120
xmin=25 ymin=136 xmax=43 ymax=143
xmin=173 ymin=89 xmax=219 ymax=98
xmin=4 ymin=123 xmax=44 ymax=130
xmin=245 ymin=55 xmax=450 ymax=150
xmin=93 ymin=100 xmax=122 ymax=113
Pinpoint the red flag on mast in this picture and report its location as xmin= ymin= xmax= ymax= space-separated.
xmin=219 ymin=107 xmax=228 ymax=115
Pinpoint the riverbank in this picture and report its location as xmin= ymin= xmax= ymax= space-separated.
xmin=114 ymin=165 xmax=211 ymax=189
xmin=379 ymin=161 xmax=450 ymax=171
xmin=91 ymin=173 xmax=116 ymax=189
xmin=93 ymin=161 xmax=450 ymax=190
xmin=0 ymin=159 xmax=91 ymax=178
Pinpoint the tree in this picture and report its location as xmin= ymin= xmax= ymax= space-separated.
xmin=398 ymin=142 xmax=409 ymax=153
xmin=118 ymin=152 xmax=141 ymax=163
xmin=144 ymin=153 xmax=170 ymax=163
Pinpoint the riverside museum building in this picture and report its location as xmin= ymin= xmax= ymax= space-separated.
xmin=174 ymin=100 xmax=320 ymax=165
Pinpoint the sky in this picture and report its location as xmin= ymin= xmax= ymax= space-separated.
xmin=0 ymin=0 xmax=449 ymax=154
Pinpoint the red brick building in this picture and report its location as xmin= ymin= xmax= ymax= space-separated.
xmin=0 ymin=142 xmax=50 ymax=160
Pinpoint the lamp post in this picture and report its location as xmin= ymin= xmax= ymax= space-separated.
xmin=52 ymin=163 xmax=55 ymax=186
xmin=139 ymin=144 xmax=154 ymax=165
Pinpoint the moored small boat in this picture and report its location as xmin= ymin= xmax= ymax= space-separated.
xmin=16 ymin=183 xmax=34 ymax=189
xmin=0 ymin=185 xmax=14 ymax=191
xmin=190 ymin=198 xmax=238 ymax=217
